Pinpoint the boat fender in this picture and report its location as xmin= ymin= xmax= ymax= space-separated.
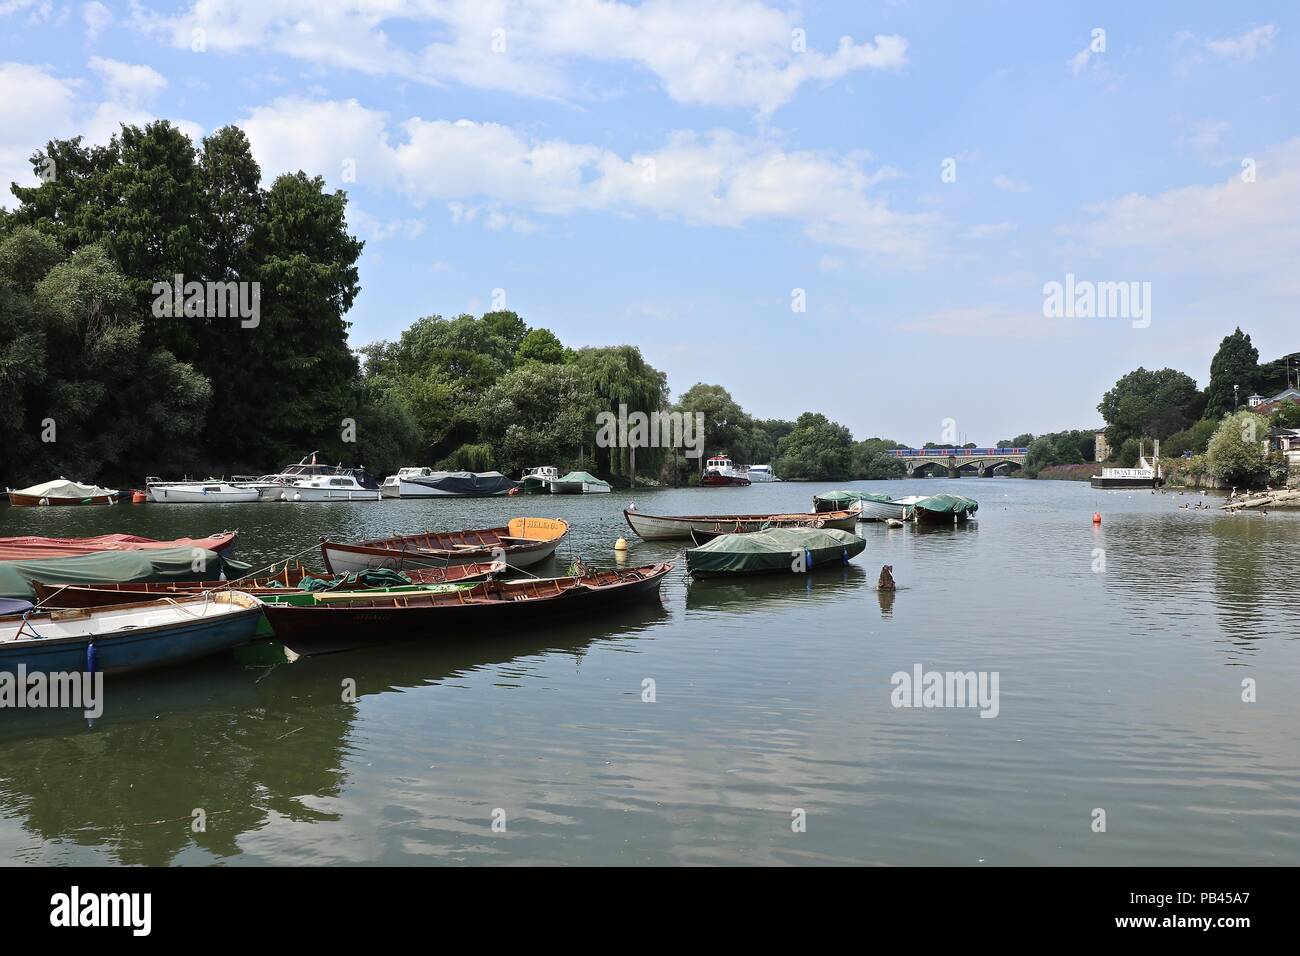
xmin=805 ymin=547 xmax=813 ymax=569
xmin=842 ymin=546 xmax=848 ymax=564
xmin=86 ymin=641 xmax=97 ymax=675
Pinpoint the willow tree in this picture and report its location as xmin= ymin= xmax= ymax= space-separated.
xmin=572 ymin=345 xmax=668 ymax=484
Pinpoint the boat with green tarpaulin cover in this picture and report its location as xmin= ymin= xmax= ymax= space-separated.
xmin=685 ymin=527 xmax=865 ymax=576
xmin=911 ymin=493 xmax=979 ymax=524
xmin=812 ymin=490 xmax=923 ymax=521
xmin=0 ymin=547 xmax=250 ymax=602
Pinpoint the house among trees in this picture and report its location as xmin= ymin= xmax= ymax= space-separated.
xmin=1249 ymin=386 xmax=1300 ymax=417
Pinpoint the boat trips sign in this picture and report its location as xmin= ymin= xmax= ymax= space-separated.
xmin=1100 ymin=468 xmax=1155 ymax=479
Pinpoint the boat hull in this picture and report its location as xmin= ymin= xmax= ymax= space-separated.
xmin=261 ymin=565 xmax=670 ymax=650
xmin=321 ymin=537 xmax=562 ymax=573
xmin=277 ymin=487 xmax=383 ymax=502
xmin=148 ymin=485 xmax=261 ymax=503
xmin=623 ymin=508 xmax=859 ymax=541
xmin=0 ymin=594 xmax=262 ymax=675
xmin=700 ymin=474 xmax=751 ymax=487
xmin=8 ymin=492 xmax=117 ymax=507
xmin=32 ymin=562 xmax=503 ymax=609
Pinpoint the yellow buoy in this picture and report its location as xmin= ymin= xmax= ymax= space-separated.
xmin=614 ymin=537 xmax=628 ymax=551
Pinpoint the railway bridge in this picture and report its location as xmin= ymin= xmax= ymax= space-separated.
xmin=888 ymin=447 xmax=1028 ymax=478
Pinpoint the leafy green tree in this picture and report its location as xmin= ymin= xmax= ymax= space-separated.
xmin=674 ymin=383 xmax=753 ymax=463
xmin=852 ymin=438 xmax=907 ymax=479
xmin=474 ymin=363 xmax=600 ymax=471
xmin=1162 ymin=418 xmax=1219 ymax=458
xmin=1098 ymin=367 xmax=1203 ymax=446
xmin=774 ymin=412 xmax=855 ymax=480
xmin=1269 ymin=401 xmax=1300 ymax=429
xmin=516 ymin=327 xmax=565 ymax=365
xmin=1205 ymin=411 xmax=1269 ymax=486
xmin=572 ymin=345 xmax=668 ymax=479
xmin=1203 ymin=327 xmax=1260 ymax=419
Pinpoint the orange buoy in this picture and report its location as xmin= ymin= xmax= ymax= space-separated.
xmin=1092 ymin=512 xmax=1101 ymax=525
xmin=132 ymin=490 xmax=148 ymax=504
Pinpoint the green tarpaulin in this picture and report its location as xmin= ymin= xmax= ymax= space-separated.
xmin=912 ymin=494 xmax=979 ymax=516
xmin=814 ymin=490 xmax=894 ymax=506
xmin=0 ymin=547 xmax=251 ymax=600
xmin=686 ymin=527 xmax=865 ymax=576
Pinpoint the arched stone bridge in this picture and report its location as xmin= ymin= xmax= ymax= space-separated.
xmin=888 ymin=447 xmax=1028 ymax=478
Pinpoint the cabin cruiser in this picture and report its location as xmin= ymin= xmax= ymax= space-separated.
xmin=278 ymin=473 xmax=382 ymax=502
xmin=548 ymin=471 xmax=612 ymax=494
xmin=747 ymin=464 xmax=780 ymax=483
xmin=381 ymin=467 xmax=434 ymax=498
xmin=234 ymin=453 xmax=377 ymax=501
xmin=701 ymin=455 xmax=752 ymax=487
xmin=521 ymin=466 xmax=560 ymax=494
xmin=146 ymin=478 xmax=261 ymax=503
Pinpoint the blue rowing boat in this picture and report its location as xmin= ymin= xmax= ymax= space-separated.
xmin=0 ymin=591 xmax=263 ymax=675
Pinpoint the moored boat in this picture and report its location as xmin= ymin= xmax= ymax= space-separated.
xmin=0 ymin=591 xmax=263 ymax=675
xmin=6 ymin=478 xmax=118 ymax=507
xmin=747 ymin=464 xmax=780 ymax=482
xmin=146 ymin=478 xmax=261 ymax=503
xmin=911 ymin=493 xmax=979 ymax=524
xmin=259 ymin=563 xmax=672 ymax=649
xmin=0 ymin=532 xmax=238 ymax=561
xmin=690 ymin=518 xmax=824 ymax=546
xmin=549 ymin=471 xmax=612 ymax=494
xmin=623 ymin=506 xmax=859 ymax=541
xmin=686 ymin=528 xmax=865 ymax=576
xmin=397 ymin=470 xmax=519 ymax=497
xmin=700 ymin=455 xmax=751 ymax=487
xmin=321 ymin=517 xmax=570 ymax=574
xmin=278 ymin=473 xmax=383 ymax=502
xmin=521 ymin=466 xmax=560 ymax=494
xmin=0 ymin=547 xmax=246 ymax=601
xmin=813 ymin=490 xmax=921 ymax=521
xmin=32 ymin=561 xmax=505 ymax=609
xmin=381 ymin=467 xmax=433 ymax=498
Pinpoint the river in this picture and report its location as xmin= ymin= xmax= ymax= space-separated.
xmin=1 ymin=477 xmax=1296 ymax=865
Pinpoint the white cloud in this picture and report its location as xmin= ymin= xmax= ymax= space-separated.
xmin=0 ymin=59 xmax=202 ymax=207
xmin=1064 ymin=137 xmax=1300 ymax=290
xmin=238 ymin=96 xmax=934 ymax=261
xmin=82 ymin=1 xmax=111 ymax=41
xmin=88 ymin=56 xmax=166 ymax=105
xmin=0 ymin=62 xmax=76 ymax=204
xmin=1205 ymin=24 xmax=1278 ymax=60
xmin=1181 ymin=119 xmax=1229 ymax=160
xmin=992 ymin=175 xmax=1029 ymax=193
xmin=347 ymin=206 xmax=426 ymax=241
xmin=137 ymin=0 xmax=907 ymax=114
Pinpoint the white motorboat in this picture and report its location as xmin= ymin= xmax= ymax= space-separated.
xmin=521 ymin=465 xmax=560 ymax=494
xmin=380 ymin=467 xmax=435 ymax=498
xmin=548 ymin=471 xmax=612 ymax=494
xmin=146 ymin=478 xmax=261 ymax=504
xmin=236 ymin=453 xmax=369 ymax=501
xmin=747 ymin=464 xmax=780 ymax=483
xmin=277 ymin=474 xmax=382 ymax=502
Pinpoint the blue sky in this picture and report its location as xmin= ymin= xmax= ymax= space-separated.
xmin=2 ymin=1 xmax=1297 ymax=445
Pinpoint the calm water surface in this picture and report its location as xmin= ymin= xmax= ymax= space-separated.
xmin=1 ymin=478 xmax=1297 ymax=866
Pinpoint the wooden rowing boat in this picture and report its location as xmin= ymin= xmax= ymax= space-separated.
xmin=0 ymin=532 xmax=238 ymax=561
xmin=31 ymin=561 xmax=505 ymax=609
xmin=260 ymin=563 xmax=672 ymax=648
xmin=320 ymin=517 xmax=569 ymax=574
xmin=623 ymin=506 xmax=859 ymax=541
xmin=686 ymin=528 xmax=865 ymax=576
xmin=0 ymin=591 xmax=263 ymax=675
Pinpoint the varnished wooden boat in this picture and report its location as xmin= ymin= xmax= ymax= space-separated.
xmin=623 ymin=507 xmax=859 ymax=541
xmin=320 ymin=517 xmax=569 ymax=574
xmin=260 ymin=563 xmax=672 ymax=648
xmin=32 ymin=561 xmax=504 ymax=609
